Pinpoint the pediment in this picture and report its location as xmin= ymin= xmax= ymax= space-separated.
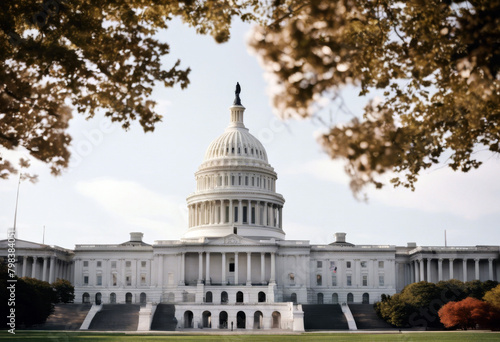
xmin=207 ymin=234 xmax=262 ymax=246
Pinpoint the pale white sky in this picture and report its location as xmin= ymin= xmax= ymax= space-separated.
xmin=2 ymin=19 xmax=500 ymax=249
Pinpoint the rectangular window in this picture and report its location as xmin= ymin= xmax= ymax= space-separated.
xmin=238 ymin=176 xmax=241 ymax=185
xmin=379 ymin=275 xmax=385 ymax=286
xmin=361 ymin=261 xmax=367 ymax=268
xmin=346 ymin=261 xmax=351 ymax=268
xmin=347 ymin=275 xmax=352 ymax=286
xmin=332 ymin=275 xmax=337 ymax=286
xmin=317 ymin=261 xmax=323 ymax=268
xmin=83 ymin=261 xmax=89 ymax=268
xmin=141 ymin=274 xmax=146 ymax=285
xmin=126 ymin=275 xmax=131 ymax=286
xmin=316 ymin=274 xmax=322 ymax=286
xmin=252 ymin=177 xmax=254 ymax=186
xmin=379 ymin=261 xmax=384 ymax=268
xmin=83 ymin=275 xmax=89 ymax=285
xmin=96 ymin=261 xmax=102 ymax=268
xmin=96 ymin=274 xmax=102 ymax=286
xmin=126 ymin=261 xmax=131 ymax=268
xmin=231 ymin=175 xmax=235 ymax=185
xmin=112 ymin=274 xmax=117 ymax=286
xmin=243 ymin=206 xmax=248 ymax=223
xmin=225 ymin=206 xmax=229 ymax=222
xmin=141 ymin=261 xmax=146 ymax=268
xmin=218 ymin=176 xmax=222 ymax=186
xmin=111 ymin=261 xmax=117 ymax=269
xmin=362 ymin=275 xmax=368 ymax=286
xmin=234 ymin=207 xmax=238 ymax=222
xmin=229 ymin=263 xmax=235 ymax=272
xmin=251 ymin=207 xmax=255 ymax=224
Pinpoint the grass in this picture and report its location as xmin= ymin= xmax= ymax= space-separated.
xmin=1 ymin=331 xmax=500 ymax=342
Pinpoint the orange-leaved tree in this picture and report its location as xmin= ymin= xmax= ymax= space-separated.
xmin=438 ymin=297 xmax=496 ymax=330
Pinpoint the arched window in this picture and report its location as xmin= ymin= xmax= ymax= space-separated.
xmin=332 ymin=293 xmax=338 ymax=304
xmin=237 ymin=311 xmax=246 ymax=329
xmin=258 ymin=291 xmax=266 ymax=303
xmin=362 ymin=293 xmax=369 ymax=304
xmin=317 ymin=293 xmax=324 ymax=304
xmin=254 ymin=311 xmax=263 ymax=329
xmin=221 ymin=291 xmax=228 ymax=304
xmin=347 ymin=293 xmax=354 ymax=303
xmin=110 ymin=293 xmax=116 ymax=304
xmin=205 ymin=291 xmax=213 ymax=303
xmin=236 ymin=291 xmax=244 ymax=303
xmin=95 ymin=292 xmax=102 ymax=305
xmin=272 ymin=311 xmax=281 ymax=328
xmin=184 ymin=311 xmax=193 ymax=328
xmin=140 ymin=292 xmax=147 ymax=304
xmin=290 ymin=293 xmax=297 ymax=304
xmin=125 ymin=292 xmax=132 ymax=304
xmin=202 ymin=311 xmax=212 ymax=328
xmin=219 ymin=311 xmax=228 ymax=329
xmin=82 ymin=293 xmax=90 ymax=303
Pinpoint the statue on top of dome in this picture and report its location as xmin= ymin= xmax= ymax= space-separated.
xmin=233 ymin=82 xmax=242 ymax=106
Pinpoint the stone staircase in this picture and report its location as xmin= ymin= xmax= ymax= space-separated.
xmin=348 ymin=304 xmax=394 ymax=330
xmin=150 ymin=304 xmax=177 ymax=331
xmin=302 ymin=304 xmax=349 ymax=330
xmin=36 ymin=303 xmax=91 ymax=330
xmin=88 ymin=304 xmax=140 ymax=331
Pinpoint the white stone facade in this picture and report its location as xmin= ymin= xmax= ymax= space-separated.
xmin=2 ymin=89 xmax=499 ymax=331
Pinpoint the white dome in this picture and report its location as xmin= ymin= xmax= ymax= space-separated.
xmin=203 ymin=126 xmax=268 ymax=163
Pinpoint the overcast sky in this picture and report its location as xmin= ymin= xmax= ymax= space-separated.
xmin=2 ymin=19 xmax=500 ymax=250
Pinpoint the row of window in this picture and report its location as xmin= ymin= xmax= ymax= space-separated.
xmin=316 ymin=260 xmax=385 ymax=269
xmin=196 ymin=173 xmax=276 ymax=192
xmin=82 ymin=273 xmax=148 ymax=286
xmin=82 ymin=260 xmax=148 ymax=269
xmin=314 ymin=274 xmax=385 ymax=287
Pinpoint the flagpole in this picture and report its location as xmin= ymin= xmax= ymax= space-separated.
xmin=12 ymin=174 xmax=22 ymax=238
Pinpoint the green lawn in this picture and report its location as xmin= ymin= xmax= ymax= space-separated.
xmin=1 ymin=331 xmax=500 ymax=342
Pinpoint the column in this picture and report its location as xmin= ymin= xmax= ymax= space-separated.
xmin=279 ymin=207 xmax=283 ymax=228
xmin=234 ymin=252 xmax=239 ymax=285
xmin=246 ymin=252 xmax=252 ymax=285
xmin=221 ymin=252 xmax=227 ymax=285
xmin=31 ymin=256 xmax=38 ymax=278
xmin=220 ymin=200 xmax=224 ymax=224
xmin=371 ymin=259 xmax=377 ymax=287
xmin=180 ymin=253 xmax=185 ymax=285
xmin=229 ymin=200 xmax=233 ymax=224
xmin=419 ymin=259 xmax=425 ymax=282
xmin=449 ymin=258 xmax=454 ymax=280
xmin=206 ymin=252 xmax=211 ymax=284
xmin=238 ymin=200 xmax=242 ymax=224
xmin=42 ymin=257 xmax=48 ymax=281
xmin=438 ymin=258 xmax=443 ymax=281
xmin=256 ymin=202 xmax=261 ymax=225
xmin=474 ymin=258 xmax=480 ymax=280
xmin=489 ymin=258 xmax=494 ymax=280
xmin=198 ymin=252 xmax=203 ymax=284
xmin=22 ymin=256 xmax=27 ymax=277
xmin=270 ymin=252 xmax=276 ymax=284
xmin=426 ymin=258 xmax=432 ymax=283
xmin=414 ymin=260 xmax=419 ymax=282
xmin=462 ymin=259 xmax=467 ymax=282
xmin=121 ymin=259 xmax=126 ymax=286
xmin=260 ymin=253 xmax=266 ymax=284
xmin=263 ymin=202 xmax=268 ymax=226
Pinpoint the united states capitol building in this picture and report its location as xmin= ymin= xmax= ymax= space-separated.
xmin=3 ymin=86 xmax=499 ymax=331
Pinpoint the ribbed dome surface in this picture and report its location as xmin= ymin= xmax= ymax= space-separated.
xmin=203 ymin=126 xmax=268 ymax=163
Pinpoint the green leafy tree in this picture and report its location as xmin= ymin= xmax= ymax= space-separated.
xmin=484 ymin=284 xmax=500 ymax=309
xmin=436 ymin=279 xmax=468 ymax=303
xmin=17 ymin=277 xmax=56 ymax=327
xmin=52 ymin=278 xmax=74 ymax=303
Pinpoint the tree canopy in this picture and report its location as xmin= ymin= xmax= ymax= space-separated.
xmin=1 ymin=0 xmax=499 ymax=194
